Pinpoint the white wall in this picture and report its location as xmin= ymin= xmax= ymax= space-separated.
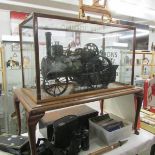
xmin=104 ymin=94 xmax=135 ymax=123
xmin=0 ymin=9 xmax=10 ymax=41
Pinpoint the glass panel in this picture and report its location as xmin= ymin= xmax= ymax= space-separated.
xmin=0 ymin=42 xmax=27 ymax=134
xmin=104 ymin=30 xmax=134 ymax=84
xmin=38 ymin=17 xmax=124 ymax=34
xmin=21 ymin=21 xmax=36 ymax=90
xmin=36 ymin=16 xmax=134 ymax=100
xmin=3 ymin=42 xmax=22 ymax=95
xmin=22 ymin=17 xmax=33 ymax=28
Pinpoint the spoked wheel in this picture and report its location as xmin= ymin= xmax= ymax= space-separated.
xmin=43 ymin=76 xmax=68 ymax=96
xmin=84 ymin=43 xmax=99 ymax=56
xmin=88 ymin=56 xmax=113 ymax=89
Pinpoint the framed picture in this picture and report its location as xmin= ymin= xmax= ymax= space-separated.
xmin=12 ymin=43 xmax=20 ymax=51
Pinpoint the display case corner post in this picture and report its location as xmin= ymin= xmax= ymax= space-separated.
xmin=131 ymin=28 xmax=136 ymax=85
xmin=33 ymin=14 xmax=41 ymax=100
xmin=134 ymin=91 xmax=143 ymax=135
xmin=13 ymin=94 xmax=21 ymax=135
xmin=33 ymin=12 xmax=38 ymax=17
xmin=19 ymin=26 xmax=25 ymax=88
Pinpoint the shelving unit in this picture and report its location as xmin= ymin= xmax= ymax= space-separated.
xmin=140 ymin=51 xmax=155 ymax=79
xmin=121 ymin=50 xmax=155 ymax=86
xmin=132 ymin=51 xmax=155 ymax=79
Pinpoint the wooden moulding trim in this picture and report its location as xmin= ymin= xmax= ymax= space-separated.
xmin=33 ymin=14 xmax=41 ymax=100
xmin=14 ymin=89 xmax=35 ymax=112
xmin=22 ymin=88 xmax=37 ymax=103
xmin=128 ymin=51 xmax=154 ymax=55
xmin=27 ymin=111 xmax=45 ymax=124
xmin=40 ymin=87 xmax=142 ymax=107
xmin=81 ymin=5 xmax=111 ymax=15
xmin=22 ymin=84 xmax=134 ymax=104
xmin=131 ymin=28 xmax=136 ymax=85
xmin=14 ymin=86 xmax=142 ymax=115
xmin=33 ymin=87 xmax=142 ymax=109
xmin=30 ymin=87 xmax=143 ymax=114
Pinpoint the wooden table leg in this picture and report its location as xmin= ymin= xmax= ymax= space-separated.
xmin=13 ymin=94 xmax=21 ymax=135
xmin=134 ymin=92 xmax=143 ymax=135
xmin=100 ymin=99 xmax=104 ymax=115
xmin=26 ymin=112 xmax=45 ymax=155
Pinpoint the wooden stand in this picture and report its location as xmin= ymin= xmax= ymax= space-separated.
xmin=0 ymin=47 xmax=6 ymax=93
xmin=79 ymin=0 xmax=112 ymax=22
xmin=13 ymin=86 xmax=143 ymax=155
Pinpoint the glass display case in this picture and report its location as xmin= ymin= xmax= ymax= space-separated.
xmin=1 ymin=40 xmax=33 ymax=95
xmin=0 ymin=40 xmax=31 ymax=134
xmin=19 ymin=13 xmax=136 ymax=103
xmin=2 ymin=41 xmax=22 ymax=95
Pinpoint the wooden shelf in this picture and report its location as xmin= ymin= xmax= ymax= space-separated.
xmin=135 ymin=51 xmax=154 ymax=54
xmin=141 ymin=75 xmax=150 ymax=79
xmin=6 ymin=67 xmax=31 ymax=70
xmin=127 ymin=51 xmax=155 ymax=54
xmin=122 ymin=50 xmax=155 ymax=79
xmin=6 ymin=68 xmax=20 ymax=70
xmin=142 ymin=64 xmax=155 ymax=66
xmin=120 ymin=65 xmax=142 ymax=67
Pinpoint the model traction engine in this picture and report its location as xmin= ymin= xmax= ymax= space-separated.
xmin=41 ymin=32 xmax=118 ymax=96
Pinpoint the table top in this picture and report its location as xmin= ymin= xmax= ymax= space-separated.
xmin=14 ymin=85 xmax=143 ymax=114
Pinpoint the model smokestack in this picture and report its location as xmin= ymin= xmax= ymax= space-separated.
xmin=45 ymin=32 xmax=52 ymax=57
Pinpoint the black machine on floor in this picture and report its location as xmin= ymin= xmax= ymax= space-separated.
xmin=38 ymin=115 xmax=89 ymax=155
xmin=0 ymin=134 xmax=30 ymax=155
xmin=39 ymin=105 xmax=98 ymax=155
xmin=41 ymin=32 xmax=118 ymax=96
xmin=39 ymin=105 xmax=98 ymax=141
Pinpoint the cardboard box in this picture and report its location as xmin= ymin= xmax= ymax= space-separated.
xmin=140 ymin=109 xmax=155 ymax=134
xmin=89 ymin=113 xmax=132 ymax=145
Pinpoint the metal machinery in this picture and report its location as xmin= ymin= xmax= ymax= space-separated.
xmin=41 ymin=32 xmax=118 ymax=96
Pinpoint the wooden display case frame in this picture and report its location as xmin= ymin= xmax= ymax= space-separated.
xmin=15 ymin=13 xmax=143 ymax=155
xmin=19 ymin=12 xmax=137 ymax=103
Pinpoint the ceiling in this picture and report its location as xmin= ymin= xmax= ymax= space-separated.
xmin=1 ymin=0 xmax=155 ymax=26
